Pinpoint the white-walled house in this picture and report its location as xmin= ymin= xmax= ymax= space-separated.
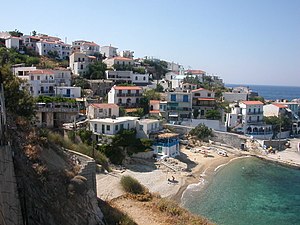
xmin=20 ymin=69 xmax=78 ymax=97
xmin=191 ymin=88 xmax=216 ymax=119
xmin=89 ymin=116 xmax=139 ymax=137
xmin=101 ymin=45 xmax=118 ymax=58
xmin=108 ymin=85 xmax=143 ymax=108
xmin=12 ymin=66 xmax=37 ymax=76
xmin=72 ymin=40 xmax=100 ymax=55
xmin=36 ymin=40 xmax=71 ymax=60
xmin=136 ymin=119 xmax=161 ymax=138
xmin=263 ymin=103 xmax=288 ymax=117
xmin=226 ymin=101 xmax=273 ymax=139
xmin=87 ymin=103 xmax=119 ymax=119
xmin=152 ymin=133 xmax=180 ymax=158
xmin=166 ymin=91 xmax=192 ymax=121
xmin=119 ymin=50 xmax=134 ymax=59
xmin=69 ymin=52 xmax=96 ymax=76
xmin=103 ymin=57 xmax=134 ymax=68
xmin=5 ymin=36 xmax=23 ymax=49
xmin=105 ymin=70 xmax=149 ymax=85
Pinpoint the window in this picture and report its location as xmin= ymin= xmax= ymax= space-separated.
xmin=248 ymin=108 xmax=251 ymax=113
xmin=135 ymin=76 xmax=138 ymax=80
xmin=171 ymin=94 xmax=176 ymax=101
xmin=116 ymin=125 xmax=119 ymax=131
xmin=120 ymin=124 xmax=124 ymax=130
xmin=139 ymin=125 xmax=143 ymax=130
xmin=143 ymin=77 xmax=146 ymax=80
xmin=82 ymin=58 xmax=85 ymax=61
xmin=31 ymin=76 xmax=34 ymax=80
xmin=208 ymin=93 xmax=211 ymax=97
xmin=80 ymin=65 xmax=83 ymax=70
xmin=78 ymin=58 xmax=81 ymax=62
xmin=106 ymin=125 xmax=110 ymax=131
xmin=183 ymin=95 xmax=189 ymax=102
xmin=195 ymin=93 xmax=200 ymax=97
xmin=94 ymin=124 xmax=97 ymax=132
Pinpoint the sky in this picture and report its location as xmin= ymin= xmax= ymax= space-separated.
xmin=1 ymin=0 xmax=300 ymax=86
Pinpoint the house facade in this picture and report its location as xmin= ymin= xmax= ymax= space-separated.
xmin=69 ymin=52 xmax=96 ymax=76
xmin=103 ymin=57 xmax=134 ymax=68
xmin=166 ymin=91 xmax=192 ymax=121
xmin=87 ymin=103 xmax=119 ymax=119
xmin=72 ymin=40 xmax=100 ymax=55
xmin=136 ymin=119 xmax=161 ymax=138
xmin=152 ymin=133 xmax=180 ymax=158
xmin=105 ymin=70 xmax=149 ymax=85
xmin=88 ymin=79 xmax=114 ymax=97
xmin=191 ymin=88 xmax=216 ymax=119
xmin=101 ymin=45 xmax=118 ymax=58
xmin=108 ymin=85 xmax=143 ymax=108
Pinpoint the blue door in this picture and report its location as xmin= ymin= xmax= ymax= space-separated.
xmin=66 ymin=89 xmax=71 ymax=97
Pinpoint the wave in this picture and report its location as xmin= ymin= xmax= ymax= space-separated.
xmin=214 ymin=155 xmax=252 ymax=172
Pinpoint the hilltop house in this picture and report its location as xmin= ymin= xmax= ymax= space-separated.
xmin=100 ymin=45 xmax=118 ymax=58
xmin=191 ymin=88 xmax=216 ymax=119
xmin=108 ymin=85 xmax=143 ymax=108
xmin=226 ymin=101 xmax=272 ymax=139
xmin=103 ymin=57 xmax=134 ymax=69
xmin=72 ymin=40 xmax=100 ymax=55
xmin=87 ymin=103 xmax=119 ymax=119
xmin=105 ymin=70 xmax=149 ymax=85
xmin=69 ymin=52 xmax=96 ymax=76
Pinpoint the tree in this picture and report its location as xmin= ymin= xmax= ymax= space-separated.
xmin=32 ymin=30 xmax=37 ymax=36
xmin=155 ymin=84 xmax=164 ymax=92
xmin=84 ymin=61 xmax=107 ymax=79
xmin=193 ymin=109 xmax=199 ymax=119
xmin=264 ymin=115 xmax=291 ymax=134
xmin=249 ymin=96 xmax=265 ymax=103
xmin=143 ymin=89 xmax=160 ymax=100
xmin=73 ymin=77 xmax=90 ymax=89
xmin=139 ymin=97 xmax=149 ymax=115
xmin=47 ymin=50 xmax=59 ymax=59
xmin=205 ymin=109 xmax=221 ymax=120
xmin=119 ymin=107 xmax=126 ymax=116
xmin=9 ymin=29 xmax=23 ymax=37
xmin=189 ymin=124 xmax=212 ymax=140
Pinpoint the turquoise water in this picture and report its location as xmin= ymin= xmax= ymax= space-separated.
xmin=182 ymin=157 xmax=300 ymax=225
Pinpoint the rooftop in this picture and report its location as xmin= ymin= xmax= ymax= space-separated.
xmin=114 ymin=86 xmax=142 ymax=90
xmin=150 ymin=100 xmax=160 ymax=104
xmin=111 ymin=57 xmax=133 ymax=61
xmin=139 ymin=119 xmax=159 ymax=124
xmin=90 ymin=103 xmax=119 ymax=109
xmin=191 ymin=88 xmax=210 ymax=93
xmin=90 ymin=116 xmax=139 ymax=123
xmin=157 ymin=133 xmax=179 ymax=139
xmin=272 ymin=103 xmax=288 ymax=108
xmin=241 ymin=101 xmax=264 ymax=105
xmin=29 ymin=69 xmax=54 ymax=75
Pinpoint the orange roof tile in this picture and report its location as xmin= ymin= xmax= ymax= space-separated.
xmin=273 ymin=103 xmax=288 ymax=108
xmin=112 ymin=57 xmax=133 ymax=61
xmin=83 ymin=42 xmax=99 ymax=47
xmin=91 ymin=103 xmax=119 ymax=109
xmin=191 ymin=88 xmax=210 ymax=92
xmin=241 ymin=101 xmax=264 ymax=105
xmin=150 ymin=100 xmax=160 ymax=104
xmin=114 ymin=86 xmax=142 ymax=90
xmin=150 ymin=110 xmax=160 ymax=114
xmin=29 ymin=70 xmax=54 ymax=75
xmin=186 ymin=69 xmax=205 ymax=74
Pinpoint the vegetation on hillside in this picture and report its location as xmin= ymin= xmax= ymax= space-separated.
xmin=35 ymin=95 xmax=77 ymax=103
xmin=120 ymin=175 xmax=145 ymax=194
xmin=189 ymin=124 xmax=213 ymax=140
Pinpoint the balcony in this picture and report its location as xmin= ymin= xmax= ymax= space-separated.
xmin=167 ymin=107 xmax=192 ymax=111
xmin=41 ymin=80 xmax=55 ymax=83
xmin=246 ymin=120 xmax=264 ymax=124
xmin=116 ymin=93 xmax=142 ymax=97
xmin=247 ymin=111 xmax=263 ymax=115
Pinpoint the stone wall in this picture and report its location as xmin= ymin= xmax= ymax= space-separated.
xmin=0 ymin=146 xmax=22 ymax=225
xmin=64 ymin=149 xmax=97 ymax=195
xmin=211 ymin=130 xmax=248 ymax=149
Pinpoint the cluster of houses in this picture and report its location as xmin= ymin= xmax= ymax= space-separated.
xmin=2 ymin=31 xmax=300 ymax=158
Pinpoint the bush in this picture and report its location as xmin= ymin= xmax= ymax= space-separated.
xmin=189 ymin=124 xmax=212 ymax=140
xmin=157 ymin=198 xmax=183 ymax=216
xmin=120 ymin=176 xmax=145 ymax=194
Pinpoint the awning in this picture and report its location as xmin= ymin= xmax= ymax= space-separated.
xmin=169 ymin=112 xmax=179 ymax=117
xmin=197 ymin=98 xmax=215 ymax=101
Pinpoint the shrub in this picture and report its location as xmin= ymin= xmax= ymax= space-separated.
xmin=189 ymin=124 xmax=212 ymax=140
xmin=120 ymin=176 xmax=145 ymax=194
xmin=157 ymin=198 xmax=183 ymax=216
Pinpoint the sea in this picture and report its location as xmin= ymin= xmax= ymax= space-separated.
xmin=182 ymin=157 xmax=300 ymax=225
xmin=226 ymin=84 xmax=300 ymax=101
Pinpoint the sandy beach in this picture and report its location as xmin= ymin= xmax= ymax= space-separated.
xmin=96 ymin=144 xmax=242 ymax=203
xmin=96 ymin=138 xmax=300 ymax=205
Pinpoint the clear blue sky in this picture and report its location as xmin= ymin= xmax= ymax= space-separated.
xmin=1 ymin=0 xmax=300 ymax=86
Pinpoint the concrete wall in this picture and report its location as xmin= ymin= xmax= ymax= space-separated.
xmin=0 ymin=146 xmax=23 ymax=225
xmin=181 ymin=119 xmax=226 ymax=131
xmin=132 ymin=150 xmax=154 ymax=159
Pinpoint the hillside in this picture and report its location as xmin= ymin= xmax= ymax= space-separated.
xmin=11 ymin=122 xmax=105 ymax=225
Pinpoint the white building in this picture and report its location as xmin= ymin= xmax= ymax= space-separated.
xmin=103 ymin=57 xmax=134 ymax=68
xmin=5 ymin=36 xmax=23 ymax=49
xmin=226 ymin=101 xmax=272 ymax=139
xmin=20 ymin=69 xmax=79 ymax=97
xmin=105 ymin=70 xmax=149 ymax=85
xmin=101 ymin=45 xmax=118 ymax=58
xmin=136 ymin=119 xmax=161 ymax=138
xmin=263 ymin=103 xmax=288 ymax=117
xmin=36 ymin=40 xmax=71 ymax=60
xmin=108 ymin=85 xmax=143 ymax=108
xmin=119 ymin=50 xmax=134 ymax=59
xmin=69 ymin=52 xmax=96 ymax=75
xmin=166 ymin=91 xmax=192 ymax=120
xmin=12 ymin=66 xmax=37 ymax=76
xmin=89 ymin=116 xmax=139 ymax=136
xmin=152 ymin=133 xmax=180 ymax=158
xmin=87 ymin=103 xmax=119 ymax=119
xmin=72 ymin=40 xmax=100 ymax=55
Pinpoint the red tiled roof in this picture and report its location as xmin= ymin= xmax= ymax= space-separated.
xmin=150 ymin=110 xmax=160 ymax=114
xmin=186 ymin=69 xmax=205 ymax=75
xmin=112 ymin=57 xmax=133 ymax=61
xmin=114 ymin=86 xmax=142 ymax=90
xmin=191 ymin=88 xmax=210 ymax=92
xmin=88 ymin=56 xmax=96 ymax=59
xmin=273 ymin=103 xmax=288 ymax=108
xmin=91 ymin=103 xmax=119 ymax=109
xmin=197 ymin=98 xmax=215 ymax=101
xmin=150 ymin=100 xmax=160 ymax=104
xmin=29 ymin=70 xmax=54 ymax=75
xmin=83 ymin=42 xmax=99 ymax=47
xmin=241 ymin=101 xmax=264 ymax=105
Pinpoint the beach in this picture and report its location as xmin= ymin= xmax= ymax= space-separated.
xmin=96 ymin=138 xmax=300 ymax=204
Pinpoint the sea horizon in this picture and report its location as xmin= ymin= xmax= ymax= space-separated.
xmin=226 ymin=83 xmax=300 ymax=88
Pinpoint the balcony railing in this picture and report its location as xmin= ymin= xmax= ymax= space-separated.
xmin=116 ymin=93 xmax=142 ymax=97
xmin=41 ymin=80 xmax=55 ymax=83
xmin=247 ymin=111 xmax=263 ymax=115
xmin=167 ymin=107 xmax=192 ymax=111
xmin=246 ymin=120 xmax=264 ymax=124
